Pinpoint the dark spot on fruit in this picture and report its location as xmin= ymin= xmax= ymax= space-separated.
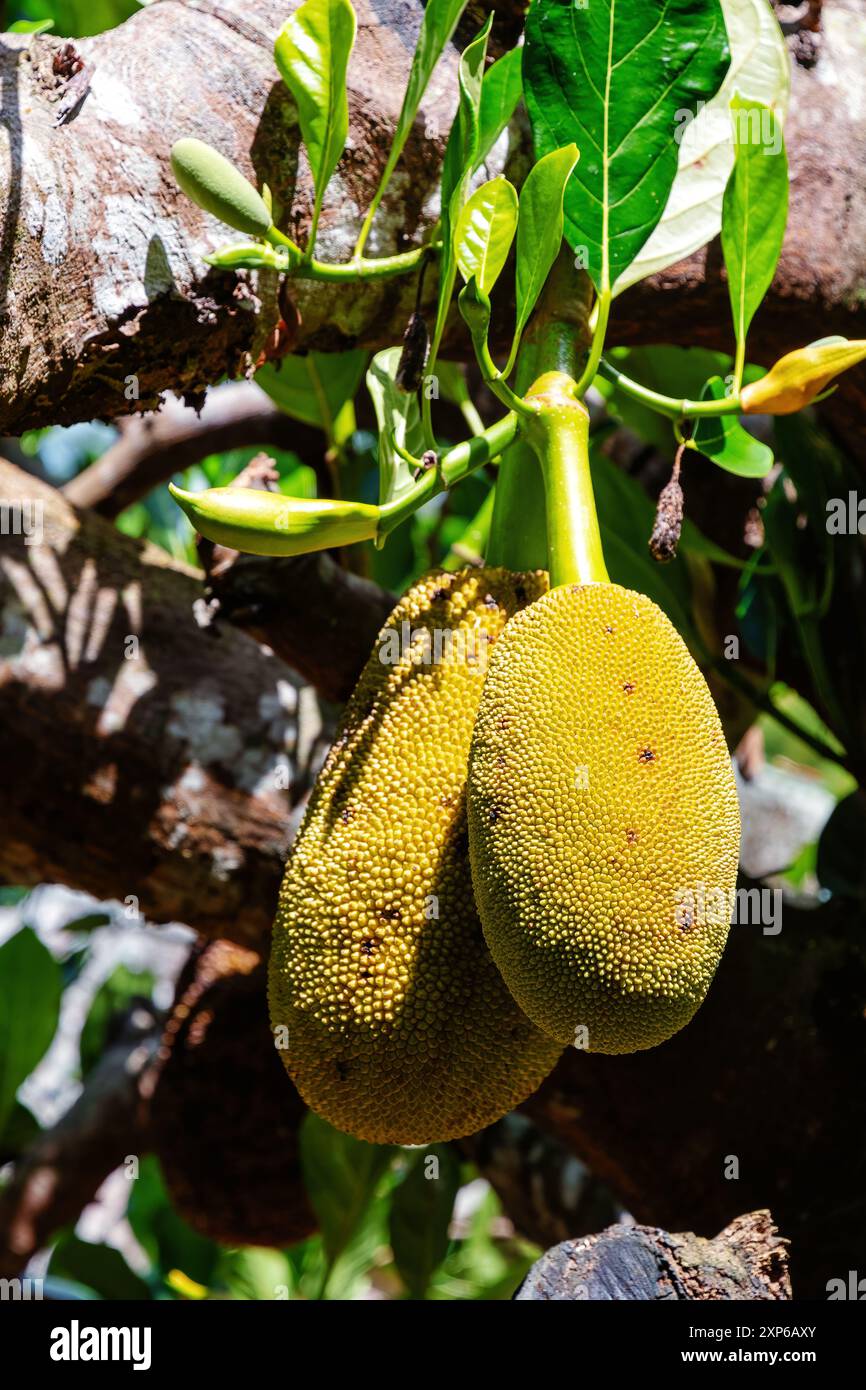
xmin=498 ymin=715 xmax=510 ymax=730
xmin=515 ymin=584 xmax=527 ymax=603
xmin=623 ymin=681 xmax=636 ymax=694
xmin=604 ymin=623 xmax=615 ymax=634
xmin=497 ymin=753 xmax=507 ymax=768
xmin=379 ymin=906 xmax=400 ymax=922
xmin=359 ymin=969 xmax=371 ymax=980
xmin=440 ymin=791 xmax=457 ymax=808
xmin=638 ymin=747 xmax=656 ymax=763
xmin=340 ymin=807 xmax=354 ymax=823
xmin=432 ymin=586 xmax=448 ymax=601
xmin=678 ymin=907 xmax=694 ymax=933
xmin=335 ymin=1059 xmax=349 ymax=1080
xmin=488 ymin=806 xmax=501 ymax=824
xmin=626 ymin=829 xmax=638 ymax=845
xmin=360 ymin=938 xmax=377 ymax=955
xmin=454 ymin=830 xmax=469 ymax=857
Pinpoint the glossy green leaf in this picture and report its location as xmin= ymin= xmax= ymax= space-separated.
xmin=274 ymin=0 xmax=356 ymax=203
xmin=693 ymin=375 xmax=774 ymax=476
xmin=722 ymin=96 xmax=788 ymax=366
xmin=454 ymin=177 xmax=518 ymax=294
xmin=524 ymin=0 xmax=730 ymax=292
xmin=367 ymin=347 xmax=426 ymax=504
xmin=257 ymin=350 xmax=366 ymax=441
xmin=474 ymin=46 xmax=524 ymax=170
xmin=430 ymin=18 xmax=493 ymax=364
xmin=617 ymin=0 xmax=789 ymax=294
xmin=389 ymin=1147 xmax=461 ymax=1299
xmin=508 ymin=144 xmax=579 ymax=373
xmin=0 ymin=928 xmax=62 ymax=1136
xmin=299 ymin=1112 xmax=393 ymax=1266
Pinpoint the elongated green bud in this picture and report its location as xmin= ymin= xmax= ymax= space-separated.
xmin=171 ymin=138 xmax=273 ymax=238
xmin=169 ymin=484 xmax=379 ymax=557
xmin=204 ymin=242 xmax=294 ymax=272
xmin=741 ymin=337 xmax=866 ymax=415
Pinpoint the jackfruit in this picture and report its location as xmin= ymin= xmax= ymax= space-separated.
xmin=269 ymin=568 xmax=563 ymax=1145
xmin=467 ymin=583 xmax=740 ymax=1054
xmin=148 ymin=940 xmax=315 ymax=1247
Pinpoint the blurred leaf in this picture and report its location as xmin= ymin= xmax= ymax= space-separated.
xmin=0 ymin=886 xmax=30 ymax=907
xmin=257 ymin=351 xmax=366 ymax=442
xmin=80 ymin=964 xmax=155 ymax=1078
xmin=817 ymin=790 xmax=866 ymax=901
xmin=299 ymin=1113 xmax=393 ymax=1267
xmin=219 ymin=1247 xmax=294 ymax=1301
xmin=442 ymin=482 xmax=494 ymax=569
xmin=0 ymin=1100 xmax=41 ymax=1159
xmin=693 ymin=376 xmax=774 ymax=477
xmin=475 ymin=46 xmax=523 ymax=170
xmin=0 ymin=927 xmax=62 ymax=1135
xmin=11 ymin=0 xmax=139 ymax=37
xmin=454 ymin=177 xmax=518 ymax=295
xmin=7 ymin=18 xmax=55 ymax=31
xmin=49 ymin=1235 xmax=152 ymax=1301
xmin=367 ymin=348 xmax=425 ymax=504
xmin=274 ymin=0 xmax=356 ymax=209
xmin=127 ymin=1156 xmax=221 ymax=1289
xmin=721 ymin=97 xmax=788 ymax=369
xmin=61 ymin=910 xmax=113 ymax=933
xmin=389 ymin=1146 xmax=460 ymax=1298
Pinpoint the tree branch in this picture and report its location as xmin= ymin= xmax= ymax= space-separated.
xmin=0 ymin=1004 xmax=160 ymax=1280
xmin=62 ymin=382 xmax=328 ymax=518
xmin=516 ymin=1211 xmax=791 ymax=1301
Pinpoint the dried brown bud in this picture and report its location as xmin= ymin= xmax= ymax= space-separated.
xmin=395 ymin=311 xmax=430 ymax=393
xmin=649 ymin=457 xmax=685 ymax=563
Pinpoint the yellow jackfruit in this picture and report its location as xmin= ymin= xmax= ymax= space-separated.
xmin=269 ymin=568 xmax=563 ymax=1145
xmin=468 ymin=583 xmax=740 ymax=1054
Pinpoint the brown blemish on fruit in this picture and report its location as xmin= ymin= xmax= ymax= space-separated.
xmin=638 ymin=747 xmax=656 ymax=763
xmin=626 ymin=829 xmax=638 ymax=845
xmin=623 ymin=681 xmax=636 ymax=694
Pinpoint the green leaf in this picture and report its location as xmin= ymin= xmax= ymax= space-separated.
xmin=127 ymin=1156 xmax=220 ymax=1288
xmin=0 ymin=1100 xmax=40 ymax=1158
xmin=389 ymin=1147 xmax=461 ymax=1299
xmin=431 ymin=17 xmax=493 ymax=362
xmin=8 ymin=18 xmax=55 ymax=32
xmin=508 ymin=144 xmax=579 ymax=372
xmin=0 ymin=928 xmax=62 ymax=1136
xmin=299 ymin=1112 xmax=393 ymax=1266
xmin=454 ymin=177 xmax=518 ymax=294
xmin=524 ymin=0 xmax=730 ymax=292
xmin=79 ymin=965 xmax=155 ymax=1079
xmin=722 ymin=96 xmax=788 ymax=369
xmin=49 ymin=1235 xmax=152 ymax=1302
xmin=693 ymin=375 xmax=774 ymax=476
xmin=617 ymin=0 xmax=789 ymax=294
xmin=474 ymin=47 xmax=524 ymax=171
xmin=257 ymin=350 xmax=366 ymax=442
xmin=274 ymin=0 xmax=356 ymax=207
xmin=376 ymin=0 xmax=469 ymax=194
xmin=367 ymin=347 xmax=425 ymax=504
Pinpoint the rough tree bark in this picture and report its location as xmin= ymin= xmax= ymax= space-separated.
xmin=515 ymin=1211 xmax=791 ymax=1301
xmin=2 ymin=0 xmax=866 ymax=454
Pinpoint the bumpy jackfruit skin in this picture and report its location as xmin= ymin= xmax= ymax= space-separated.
xmin=149 ymin=940 xmax=315 ymax=1248
xmin=468 ymin=583 xmax=740 ymax=1054
xmin=269 ymin=568 xmax=563 ymax=1145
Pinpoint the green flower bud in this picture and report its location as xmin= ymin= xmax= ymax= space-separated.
xmin=171 ymin=138 xmax=272 ymax=239
xmin=169 ymin=484 xmax=379 ymax=557
xmin=204 ymin=242 xmax=292 ymax=272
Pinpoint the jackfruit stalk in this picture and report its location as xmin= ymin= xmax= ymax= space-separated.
xmin=269 ymin=568 xmax=563 ymax=1145
xmin=467 ymin=374 xmax=741 ymax=1054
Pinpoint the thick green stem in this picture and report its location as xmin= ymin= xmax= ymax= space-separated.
xmin=487 ymin=247 xmax=593 ymax=571
xmin=523 ymin=373 xmax=609 ymax=588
